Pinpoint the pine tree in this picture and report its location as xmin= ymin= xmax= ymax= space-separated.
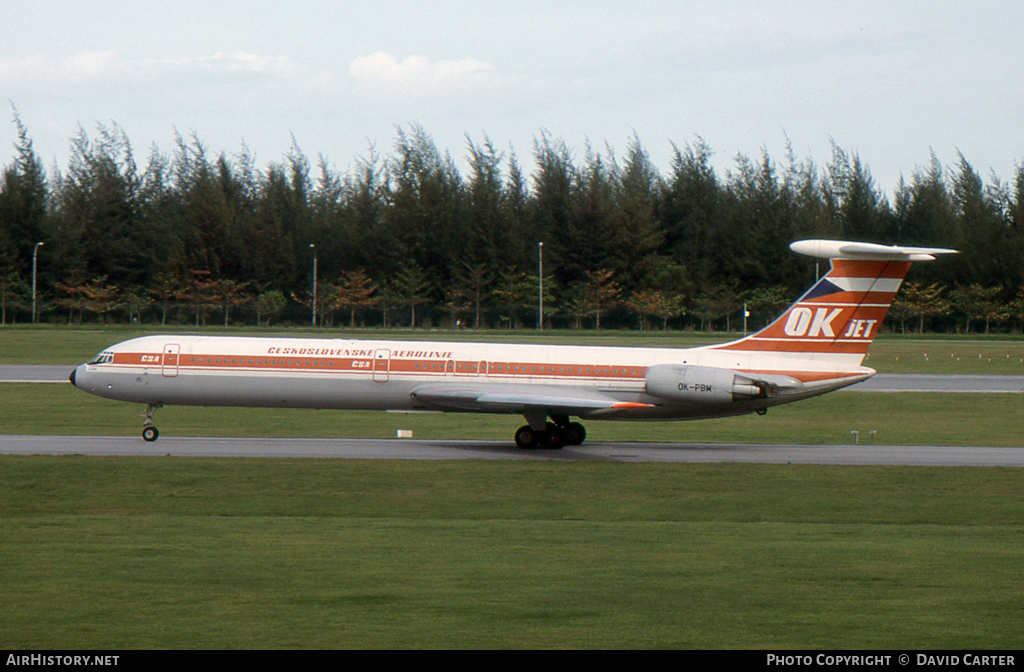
xmin=610 ymin=135 xmax=664 ymax=291
xmin=0 ymin=107 xmax=47 ymax=281
xmin=330 ymin=269 xmax=377 ymax=327
xmin=392 ymin=264 xmax=432 ymax=328
xmin=661 ymin=138 xmax=721 ymax=285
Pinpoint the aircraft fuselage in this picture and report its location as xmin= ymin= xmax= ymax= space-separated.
xmin=70 ymin=334 xmax=866 ymax=420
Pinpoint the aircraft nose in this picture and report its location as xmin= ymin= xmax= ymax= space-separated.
xmin=69 ymin=365 xmax=81 ymax=388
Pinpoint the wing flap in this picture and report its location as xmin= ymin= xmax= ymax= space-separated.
xmin=410 ymin=383 xmax=652 ymax=417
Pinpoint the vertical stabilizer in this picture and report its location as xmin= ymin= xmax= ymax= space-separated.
xmin=712 ymin=240 xmax=956 ymax=369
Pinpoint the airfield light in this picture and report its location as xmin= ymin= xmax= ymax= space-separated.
xmin=538 ymin=241 xmax=544 ymax=331
xmin=32 ymin=241 xmax=43 ymax=324
xmin=310 ymin=243 xmax=317 ymax=327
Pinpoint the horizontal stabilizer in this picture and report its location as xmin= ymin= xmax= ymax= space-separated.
xmin=790 ymin=239 xmax=958 ymax=262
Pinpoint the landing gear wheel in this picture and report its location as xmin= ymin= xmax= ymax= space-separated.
xmin=140 ymin=403 xmax=162 ymax=442
xmin=539 ymin=423 xmax=565 ymax=450
xmin=515 ymin=425 xmax=538 ymax=449
xmin=562 ymin=422 xmax=587 ymax=446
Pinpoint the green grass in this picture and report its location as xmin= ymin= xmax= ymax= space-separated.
xmin=3 ymin=325 xmax=1023 ymax=649
xmin=1 ymin=457 xmax=1022 ymax=648
xmin=3 ymin=325 xmax=1024 ymax=374
xmin=864 ymin=337 xmax=1024 ymax=374
xmin=2 ymin=383 xmax=1022 ymax=446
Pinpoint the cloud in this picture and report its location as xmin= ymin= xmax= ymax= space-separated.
xmin=0 ymin=48 xmax=506 ymax=105
xmin=347 ymin=51 xmax=500 ymax=98
xmin=64 ymin=50 xmax=121 ymax=79
xmin=0 ymin=50 xmax=305 ymax=90
xmin=188 ymin=52 xmax=303 ymax=82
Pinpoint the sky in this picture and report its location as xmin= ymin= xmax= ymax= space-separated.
xmin=1 ymin=0 xmax=1022 ymax=194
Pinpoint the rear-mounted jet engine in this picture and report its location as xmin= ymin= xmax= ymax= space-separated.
xmin=645 ymin=364 xmax=784 ymax=404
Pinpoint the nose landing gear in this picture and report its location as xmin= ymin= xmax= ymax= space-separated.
xmin=141 ymin=404 xmax=162 ymax=441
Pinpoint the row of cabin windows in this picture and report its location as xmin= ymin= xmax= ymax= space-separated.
xmin=179 ymin=357 xmax=643 ymax=377
xmin=415 ymin=362 xmax=643 ymax=376
xmin=189 ymin=357 xmax=336 ymax=367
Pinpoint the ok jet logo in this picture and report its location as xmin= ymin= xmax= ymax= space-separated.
xmin=783 ymin=307 xmax=879 ymax=339
xmin=783 ymin=307 xmax=844 ymax=337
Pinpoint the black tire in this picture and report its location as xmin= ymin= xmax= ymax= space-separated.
xmin=562 ymin=422 xmax=587 ymax=446
xmin=142 ymin=426 xmax=159 ymax=442
xmin=539 ymin=424 xmax=565 ymax=450
xmin=514 ymin=425 xmax=538 ymax=449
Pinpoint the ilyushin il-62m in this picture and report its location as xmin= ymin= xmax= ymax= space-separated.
xmin=70 ymin=240 xmax=956 ymax=448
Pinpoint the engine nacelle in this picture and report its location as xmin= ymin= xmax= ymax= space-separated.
xmin=645 ymin=364 xmax=773 ymax=404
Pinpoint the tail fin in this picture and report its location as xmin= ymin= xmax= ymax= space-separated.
xmin=713 ymin=240 xmax=957 ymax=368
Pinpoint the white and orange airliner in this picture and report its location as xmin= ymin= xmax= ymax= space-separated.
xmin=70 ymin=240 xmax=955 ymax=448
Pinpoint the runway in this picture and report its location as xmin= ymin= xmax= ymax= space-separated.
xmin=3 ymin=366 xmax=1024 ymax=392
xmin=0 ymin=365 xmax=77 ymax=382
xmin=2 ymin=434 xmax=1023 ymax=467
xmin=843 ymin=374 xmax=1024 ymax=393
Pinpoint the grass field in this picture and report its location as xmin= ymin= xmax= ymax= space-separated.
xmin=1 ymin=457 xmax=1022 ymax=649
xmin=2 ymin=382 xmax=1023 ymax=446
xmin=2 ymin=326 xmax=1022 ymax=649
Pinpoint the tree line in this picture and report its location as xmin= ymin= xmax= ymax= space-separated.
xmin=2 ymin=111 xmax=1024 ymax=333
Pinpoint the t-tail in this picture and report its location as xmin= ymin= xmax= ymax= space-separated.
xmin=712 ymin=240 xmax=957 ymax=371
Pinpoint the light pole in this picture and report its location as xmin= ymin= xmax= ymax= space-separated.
xmin=32 ymin=241 xmax=43 ymax=324
xmin=538 ymin=241 xmax=544 ymax=331
xmin=309 ymin=243 xmax=317 ymax=327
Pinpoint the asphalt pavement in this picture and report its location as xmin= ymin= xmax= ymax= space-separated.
xmin=2 ymin=434 xmax=1023 ymax=466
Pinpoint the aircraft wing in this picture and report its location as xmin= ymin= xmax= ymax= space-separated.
xmin=410 ymin=383 xmax=653 ymax=417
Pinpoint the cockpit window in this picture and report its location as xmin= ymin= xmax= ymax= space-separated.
xmin=88 ymin=351 xmax=114 ymax=365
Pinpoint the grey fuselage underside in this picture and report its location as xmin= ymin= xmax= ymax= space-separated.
xmin=71 ymin=364 xmax=848 ymax=422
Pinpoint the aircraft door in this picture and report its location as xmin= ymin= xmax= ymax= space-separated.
xmin=479 ymin=360 xmax=488 ymax=377
xmin=161 ymin=344 xmax=180 ymax=377
xmin=373 ymin=349 xmax=391 ymax=382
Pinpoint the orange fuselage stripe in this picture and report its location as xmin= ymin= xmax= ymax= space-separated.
xmin=112 ymin=352 xmax=650 ymax=380
xmin=108 ymin=352 xmax=865 ymax=385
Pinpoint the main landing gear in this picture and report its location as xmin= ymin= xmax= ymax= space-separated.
xmin=141 ymin=403 xmax=162 ymax=442
xmin=514 ymin=415 xmax=586 ymax=450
